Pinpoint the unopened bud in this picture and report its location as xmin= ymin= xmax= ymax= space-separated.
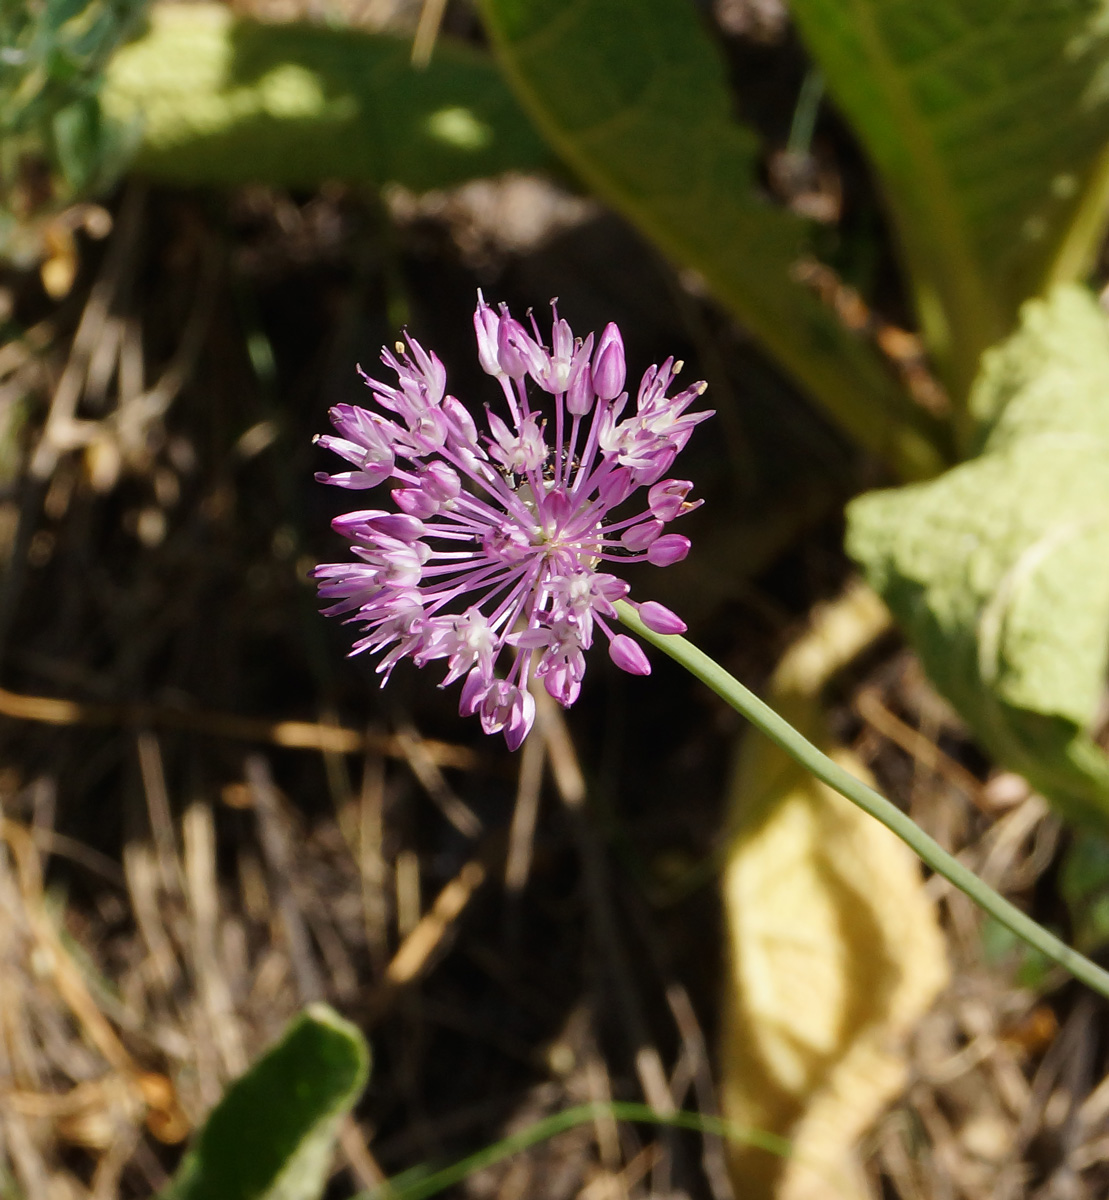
xmin=592 ymin=323 xmax=626 ymax=401
xmin=637 ymin=601 xmax=687 ymax=635
xmin=609 ymin=634 xmax=651 ymax=676
xmin=646 ymin=534 xmax=690 ymax=567
xmin=473 ymin=292 xmax=503 ymax=377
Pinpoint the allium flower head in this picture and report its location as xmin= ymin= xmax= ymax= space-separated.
xmin=313 ymin=294 xmax=712 ymax=749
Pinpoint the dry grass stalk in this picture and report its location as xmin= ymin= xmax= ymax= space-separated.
xmin=0 ymin=684 xmax=477 ymax=768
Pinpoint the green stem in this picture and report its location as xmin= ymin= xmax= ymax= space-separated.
xmin=361 ymin=1101 xmax=791 ymax=1200
xmin=616 ymin=599 xmax=1109 ymax=1001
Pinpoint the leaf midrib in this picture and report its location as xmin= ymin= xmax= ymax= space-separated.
xmin=841 ymin=0 xmax=1002 ymax=391
xmin=479 ymin=0 xmax=949 ymax=478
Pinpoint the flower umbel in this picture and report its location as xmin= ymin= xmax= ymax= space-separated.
xmin=313 ymin=295 xmax=712 ymax=749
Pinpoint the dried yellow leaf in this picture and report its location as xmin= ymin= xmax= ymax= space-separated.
xmin=720 ymin=584 xmax=948 ymax=1199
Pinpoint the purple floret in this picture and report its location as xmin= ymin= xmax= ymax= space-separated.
xmin=313 ymin=294 xmax=711 ymax=749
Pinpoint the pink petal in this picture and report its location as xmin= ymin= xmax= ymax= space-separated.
xmin=544 ymin=665 xmax=582 ymax=708
xmin=503 ymin=689 xmax=537 ymax=751
xmin=648 ymin=478 xmax=692 ymax=521
xmin=598 ymin=467 xmax=635 ymax=508
xmin=459 ymin=669 xmax=489 ymax=717
xmin=566 ymin=339 xmax=594 ymax=416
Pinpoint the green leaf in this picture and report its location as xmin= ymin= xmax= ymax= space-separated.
xmin=0 ymin=0 xmax=144 ymax=215
xmin=847 ymin=284 xmax=1109 ymax=827
xmin=52 ymin=95 xmax=111 ymax=191
xmin=790 ymin=0 xmax=1109 ymax=406
xmin=477 ymin=0 xmax=945 ymax=480
xmin=100 ymin=2 xmax=553 ymax=192
xmin=979 ymin=917 xmax=1054 ymax=989
xmin=163 ymin=1004 xmax=370 ymax=1200
xmin=1060 ymin=831 xmax=1109 ymax=951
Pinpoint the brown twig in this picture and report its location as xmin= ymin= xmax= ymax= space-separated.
xmin=1 ymin=816 xmax=189 ymax=1146
xmin=338 ymin=1114 xmax=389 ymax=1191
xmin=0 ymin=683 xmax=477 ymax=768
xmin=384 ymin=860 xmax=486 ymax=989
xmin=135 ymin=731 xmax=183 ymax=900
xmin=532 ymin=687 xmax=675 ymax=1118
xmin=665 ymin=982 xmax=736 ymax=1200
xmin=855 ymin=686 xmax=987 ymax=808
xmin=26 ymin=826 xmax=125 ymax=887
xmin=410 ymin=0 xmax=448 ymax=66
xmin=246 ymin=755 xmax=326 ymax=1003
xmin=395 ymin=722 xmax=482 ymax=836
xmin=357 ymin=747 xmax=390 ymax=972
xmin=182 ymin=802 xmax=247 ymax=1078
xmin=29 ymin=184 xmax=146 ymax=481
xmin=505 ymin=729 xmax=545 ymax=896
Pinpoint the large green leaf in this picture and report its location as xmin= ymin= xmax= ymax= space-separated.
xmin=477 ymin=0 xmax=944 ymax=480
xmin=847 ymin=285 xmax=1109 ymax=827
xmin=163 ymin=1004 xmax=370 ymax=1200
xmin=101 ymin=2 xmax=552 ymax=192
xmin=791 ymin=0 xmax=1109 ymax=408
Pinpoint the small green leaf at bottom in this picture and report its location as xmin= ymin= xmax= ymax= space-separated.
xmin=162 ymin=1004 xmax=370 ymax=1200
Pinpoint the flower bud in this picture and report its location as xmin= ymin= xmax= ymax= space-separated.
xmin=565 ymin=333 xmax=595 ymax=416
xmin=442 ymin=396 xmax=478 ymax=446
xmin=621 ymin=520 xmax=663 ymax=551
xmin=497 ymin=312 xmax=542 ymax=380
xmin=473 ymin=292 xmax=503 ymax=377
xmin=421 ymin=460 xmax=461 ymax=502
xmin=646 ymin=533 xmax=690 ymax=566
xmin=592 ymin=322 xmax=626 ymax=401
xmin=392 ymin=487 xmax=439 ymax=518
xmin=566 ymin=363 xmax=593 ymax=416
xmin=637 ymin=601 xmax=687 ymax=635
xmin=366 ymin=513 xmax=426 ymax=542
xmin=539 ymin=313 xmax=574 ymax=393
xmin=609 ymin=634 xmax=651 ymax=676
xmin=331 ymin=509 xmax=386 ymax=538
xmin=544 ymin=664 xmax=582 ymax=707
xmin=478 ymin=681 xmax=535 ymax=749
xmin=598 ymin=467 xmax=636 ymax=508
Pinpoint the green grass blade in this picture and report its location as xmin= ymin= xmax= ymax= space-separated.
xmin=359 ymin=1102 xmax=792 ymax=1200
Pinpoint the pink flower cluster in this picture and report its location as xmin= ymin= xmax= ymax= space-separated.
xmin=313 ymin=295 xmax=711 ymax=749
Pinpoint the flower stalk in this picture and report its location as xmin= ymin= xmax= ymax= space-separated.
xmin=310 ymin=299 xmax=1108 ymax=1000
xmin=615 ymin=598 xmax=1109 ymax=1001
